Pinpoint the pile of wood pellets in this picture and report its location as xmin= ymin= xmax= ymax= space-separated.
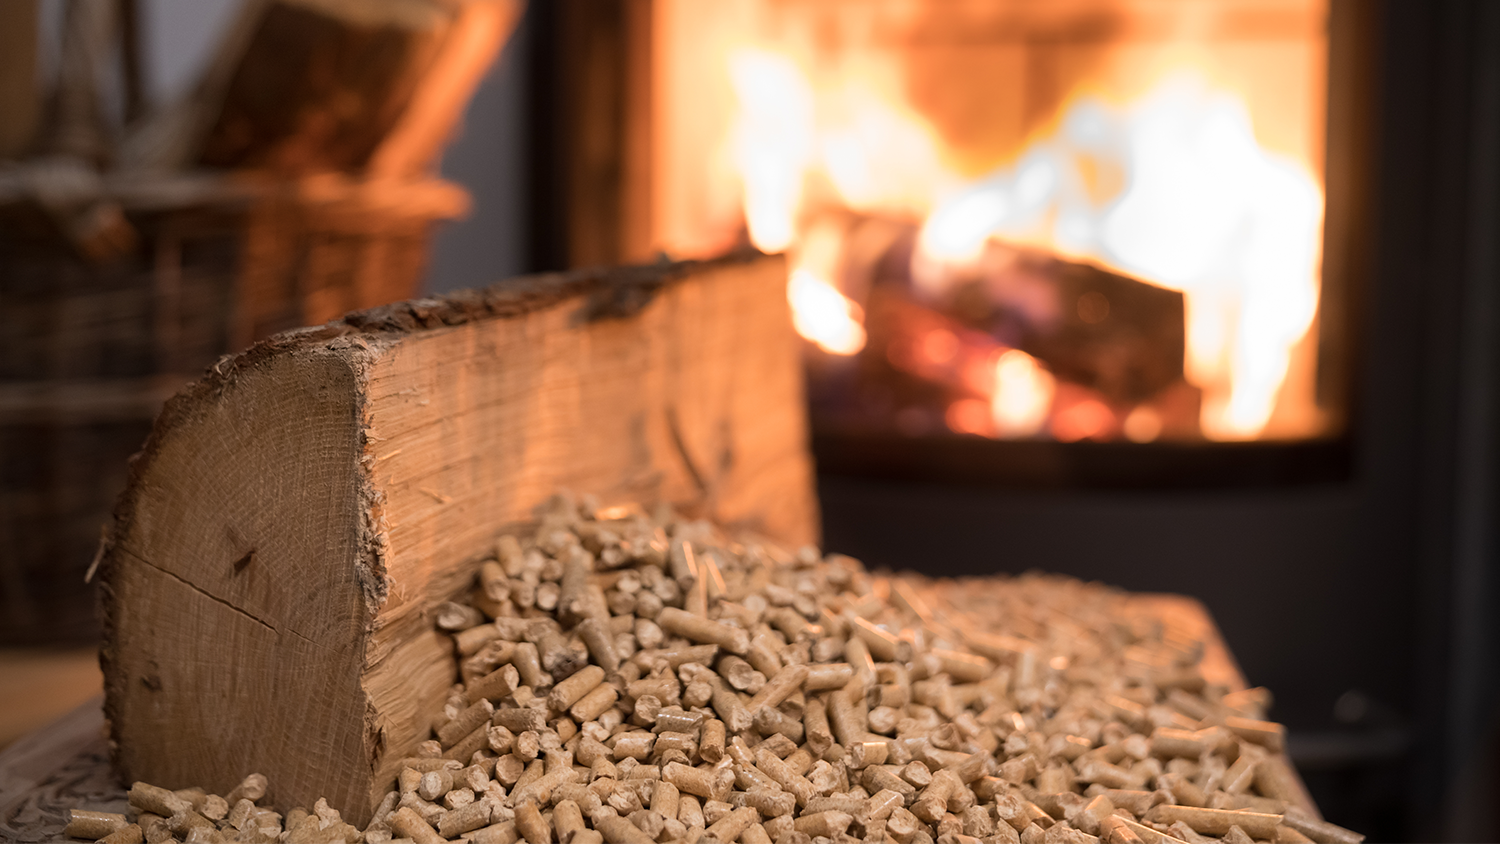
xmin=69 ymin=495 xmax=1364 ymax=844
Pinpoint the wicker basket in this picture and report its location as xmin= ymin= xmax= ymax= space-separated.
xmin=0 ymin=171 xmax=468 ymax=645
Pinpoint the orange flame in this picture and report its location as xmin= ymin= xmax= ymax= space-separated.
xmin=726 ymin=47 xmax=1324 ymax=440
xmin=915 ymin=75 xmax=1323 ymax=440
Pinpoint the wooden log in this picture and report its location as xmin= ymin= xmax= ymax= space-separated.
xmin=366 ymin=0 xmax=523 ymax=177
xmin=98 ymin=252 xmax=816 ymax=826
xmin=0 ymin=0 xmax=40 ymax=159
xmin=191 ymin=0 xmax=519 ymax=175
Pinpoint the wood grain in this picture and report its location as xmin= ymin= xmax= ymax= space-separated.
xmin=99 ymin=253 xmax=817 ymax=824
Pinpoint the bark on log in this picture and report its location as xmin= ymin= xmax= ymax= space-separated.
xmin=98 ymin=252 xmax=816 ymax=825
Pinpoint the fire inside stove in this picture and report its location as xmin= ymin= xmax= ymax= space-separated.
xmin=648 ymin=0 xmax=1331 ymax=444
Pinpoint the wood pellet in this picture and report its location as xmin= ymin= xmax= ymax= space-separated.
xmin=68 ymin=493 xmax=1362 ymax=844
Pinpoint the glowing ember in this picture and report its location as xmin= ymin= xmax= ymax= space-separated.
xmin=787 ymin=268 xmax=866 ymax=355
xmin=1053 ymin=397 xmax=1117 ymax=443
xmin=990 ymin=350 xmax=1055 ymax=438
xmin=1124 ymin=406 xmax=1166 ymax=443
xmin=946 ymin=399 xmax=992 ymax=437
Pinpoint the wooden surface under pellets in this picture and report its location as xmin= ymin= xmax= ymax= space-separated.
xmin=29 ymin=495 xmax=1357 ymax=844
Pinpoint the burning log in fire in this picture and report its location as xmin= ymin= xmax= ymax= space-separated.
xmin=804 ymin=227 xmax=1202 ymax=443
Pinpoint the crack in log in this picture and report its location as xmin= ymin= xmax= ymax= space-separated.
xmin=121 ymin=546 xmax=277 ymax=635
xmin=665 ymin=406 xmax=709 ymax=496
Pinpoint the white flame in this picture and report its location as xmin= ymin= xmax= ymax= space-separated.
xmin=729 ymin=48 xmax=956 ymax=254
xmin=916 ymin=74 xmax=1323 ymax=439
xmin=788 ymin=269 xmax=866 ymax=355
xmin=728 ymin=50 xmax=816 ymax=253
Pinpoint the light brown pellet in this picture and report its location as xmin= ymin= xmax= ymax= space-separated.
xmin=511 ymin=764 xmax=578 ymax=807
xmin=512 ymin=641 xmax=547 ymax=689
xmin=755 ymin=746 xmax=816 ymax=806
xmin=746 ymin=663 xmax=809 ymax=715
xmin=752 ymin=703 xmax=805 ymax=744
xmin=570 ymin=682 xmax=619 ymax=723
xmin=730 ymin=788 xmax=796 ymax=817
xmin=707 ymin=676 xmax=752 ymax=732
xmin=657 ymin=607 xmax=750 ymax=654
xmin=718 ymin=654 xmax=764 ymax=692
xmin=97 ymin=824 xmax=144 ymax=844
xmin=699 ymin=718 xmax=726 ymax=763
xmin=705 ymin=805 xmax=760 ymax=841
xmin=438 ymin=601 xmax=486 ymax=631
xmin=649 ymin=780 xmax=680 ymax=818
xmin=550 ymin=799 xmax=584 ymax=844
xmin=458 ymin=624 xmax=503 ymax=657
xmin=575 ymin=617 xmax=620 ymax=675
xmin=513 ymin=800 xmax=549 ymax=844
xmin=652 ymin=709 xmax=704 ymax=735
xmin=931 ymin=648 xmax=991 ymax=683
xmin=678 ymin=793 xmax=705 ymax=829
xmin=634 ymin=644 xmax=718 ymax=671
xmin=595 ymin=813 xmax=657 ymax=844
xmin=802 ymin=662 xmax=853 ymax=692
xmin=612 ymin=731 xmax=655 ymax=761
xmin=741 ymin=820 xmax=774 ymax=844
xmin=1281 ymin=806 xmax=1366 ymax=844
xmin=65 ymin=809 xmax=129 ymax=839
xmin=662 ymin=761 xmax=729 ymax=802
xmin=1222 ymin=749 xmax=1260 ymax=794
xmin=849 ymin=740 xmax=890 ymax=769
xmin=1100 ymin=815 xmax=1145 ymax=844
xmin=494 ymin=707 xmax=547 ymax=734
xmin=865 ymin=765 xmax=918 ymax=802
xmin=1145 ymin=805 xmax=1282 ymax=839
xmin=440 ymin=698 xmax=495 ymax=747
xmin=469 ymin=663 xmax=521 ymax=705
xmin=128 ymin=783 xmax=189 ymax=818
xmin=827 ymin=682 xmax=867 ymax=747
xmin=1226 ymin=716 xmax=1287 ymax=752
xmin=1150 ymin=726 xmax=1207 ymax=759
xmin=550 ymin=665 xmax=606 ymax=712
xmin=389 ymin=806 xmax=446 ymax=844
xmin=850 ymin=617 xmax=913 ymax=663
xmin=804 ymin=696 xmax=835 ymax=758
xmin=439 ymin=800 xmax=494 ymax=838
xmin=417 ymin=769 xmax=454 ymax=801
xmin=795 ymin=809 xmax=854 ymax=837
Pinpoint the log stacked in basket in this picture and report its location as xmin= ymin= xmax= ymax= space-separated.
xmin=0 ymin=0 xmax=521 ymax=644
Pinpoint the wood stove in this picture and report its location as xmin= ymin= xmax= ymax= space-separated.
xmin=520 ymin=2 xmax=1500 ymax=841
xmin=525 ymin=0 xmax=1377 ymax=488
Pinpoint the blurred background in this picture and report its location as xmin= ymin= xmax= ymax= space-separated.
xmin=1 ymin=1 xmax=1497 ymax=840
